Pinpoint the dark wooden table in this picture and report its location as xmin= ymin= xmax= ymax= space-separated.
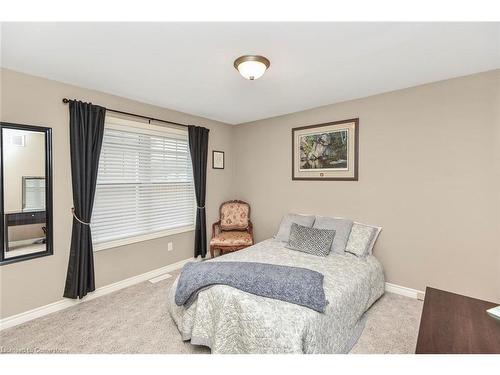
xmin=4 ymin=210 xmax=46 ymax=251
xmin=416 ymin=287 xmax=500 ymax=354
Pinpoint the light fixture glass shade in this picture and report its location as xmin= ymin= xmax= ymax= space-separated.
xmin=234 ymin=55 xmax=270 ymax=80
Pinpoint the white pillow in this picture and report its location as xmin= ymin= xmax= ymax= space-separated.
xmin=345 ymin=222 xmax=382 ymax=256
xmin=274 ymin=213 xmax=316 ymax=242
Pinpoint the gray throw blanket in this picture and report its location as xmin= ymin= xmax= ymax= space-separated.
xmin=175 ymin=261 xmax=327 ymax=313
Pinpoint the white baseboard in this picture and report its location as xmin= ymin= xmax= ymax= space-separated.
xmin=385 ymin=282 xmax=424 ymax=300
xmin=0 ymin=257 xmax=194 ymax=331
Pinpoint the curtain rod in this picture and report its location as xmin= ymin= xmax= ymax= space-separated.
xmin=62 ymin=98 xmax=190 ymax=128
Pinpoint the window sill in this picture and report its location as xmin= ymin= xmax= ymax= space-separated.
xmin=93 ymin=225 xmax=195 ymax=252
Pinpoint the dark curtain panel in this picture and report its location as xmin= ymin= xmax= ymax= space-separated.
xmin=188 ymin=126 xmax=210 ymax=258
xmin=63 ymin=100 xmax=106 ymax=299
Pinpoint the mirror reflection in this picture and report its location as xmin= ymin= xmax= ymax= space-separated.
xmin=3 ymin=128 xmax=47 ymax=259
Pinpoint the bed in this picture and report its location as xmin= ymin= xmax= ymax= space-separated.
xmin=167 ymin=238 xmax=385 ymax=354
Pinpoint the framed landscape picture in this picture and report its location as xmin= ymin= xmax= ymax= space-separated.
xmin=292 ymin=118 xmax=359 ymax=181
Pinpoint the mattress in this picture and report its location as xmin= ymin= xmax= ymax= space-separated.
xmin=167 ymin=238 xmax=385 ymax=353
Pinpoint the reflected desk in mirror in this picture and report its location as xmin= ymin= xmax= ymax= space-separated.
xmin=4 ymin=210 xmax=47 ymax=259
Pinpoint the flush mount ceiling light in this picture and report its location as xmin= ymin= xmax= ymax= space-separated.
xmin=234 ymin=55 xmax=270 ymax=80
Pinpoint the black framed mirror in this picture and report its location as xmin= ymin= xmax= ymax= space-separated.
xmin=0 ymin=122 xmax=53 ymax=265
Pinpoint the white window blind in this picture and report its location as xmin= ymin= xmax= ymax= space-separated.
xmin=91 ymin=118 xmax=195 ymax=245
xmin=23 ymin=178 xmax=46 ymax=211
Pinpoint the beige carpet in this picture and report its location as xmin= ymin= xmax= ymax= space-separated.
xmin=0 ymin=270 xmax=423 ymax=354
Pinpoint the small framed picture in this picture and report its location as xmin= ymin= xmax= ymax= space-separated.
xmin=212 ymin=150 xmax=225 ymax=169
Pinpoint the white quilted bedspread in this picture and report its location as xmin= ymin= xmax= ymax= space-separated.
xmin=167 ymin=239 xmax=385 ymax=354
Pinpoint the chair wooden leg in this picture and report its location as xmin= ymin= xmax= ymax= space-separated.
xmin=210 ymin=245 xmax=215 ymax=258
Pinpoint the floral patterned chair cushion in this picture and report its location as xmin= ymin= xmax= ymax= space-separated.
xmin=220 ymin=202 xmax=250 ymax=230
xmin=210 ymin=231 xmax=253 ymax=247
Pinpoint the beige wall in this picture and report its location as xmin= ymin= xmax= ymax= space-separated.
xmin=0 ymin=68 xmax=235 ymax=318
xmin=234 ymin=70 xmax=500 ymax=302
xmin=3 ymin=129 xmax=45 ymax=212
xmin=3 ymin=129 xmax=46 ymax=241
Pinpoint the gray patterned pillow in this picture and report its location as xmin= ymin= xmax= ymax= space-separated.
xmin=286 ymin=223 xmax=336 ymax=257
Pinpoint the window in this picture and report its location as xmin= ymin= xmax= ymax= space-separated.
xmin=91 ymin=117 xmax=195 ymax=249
xmin=23 ymin=176 xmax=46 ymax=211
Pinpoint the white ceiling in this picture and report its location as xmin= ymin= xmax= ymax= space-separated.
xmin=1 ymin=22 xmax=499 ymax=124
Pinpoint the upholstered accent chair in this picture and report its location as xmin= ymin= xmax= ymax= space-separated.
xmin=210 ymin=200 xmax=254 ymax=258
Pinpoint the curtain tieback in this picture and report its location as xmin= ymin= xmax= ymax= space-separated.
xmin=71 ymin=207 xmax=91 ymax=226
xmin=197 ymin=206 xmax=205 ymax=209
